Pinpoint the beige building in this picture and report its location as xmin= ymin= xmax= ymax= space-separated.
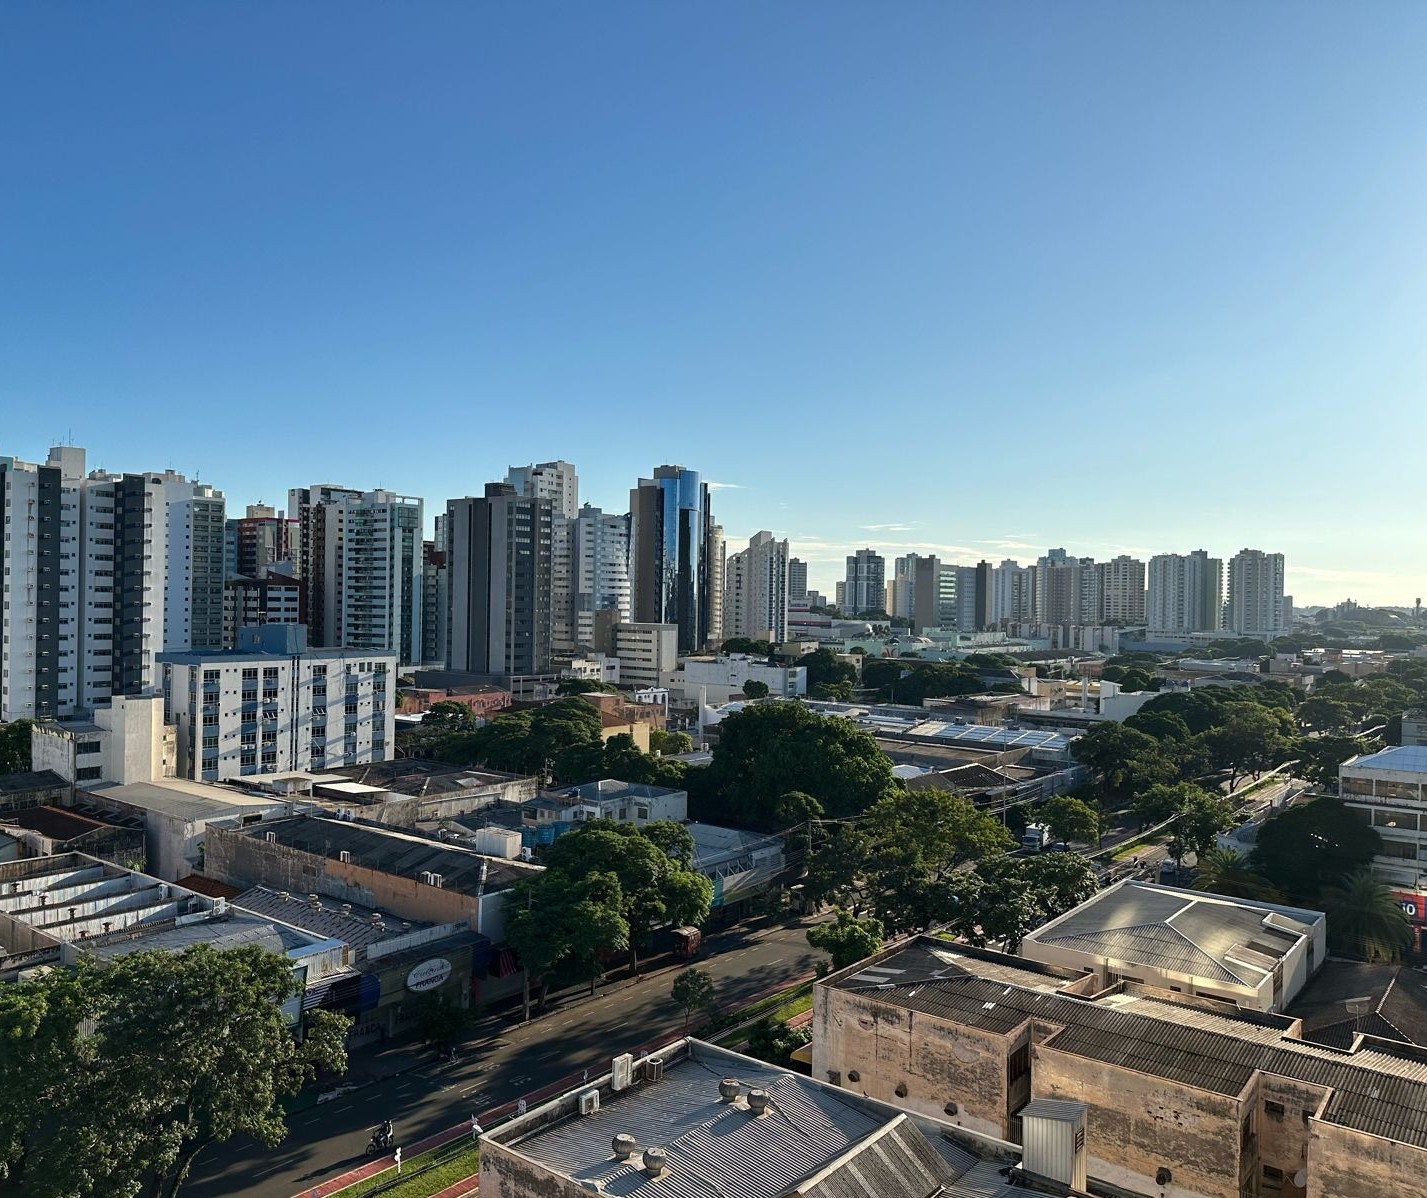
xmin=813 ymin=936 xmax=1427 ymax=1198
xmin=1021 ymin=881 xmax=1325 ymax=1013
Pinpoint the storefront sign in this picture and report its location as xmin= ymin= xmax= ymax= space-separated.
xmin=1391 ymin=891 xmax=1425 ymax=923
xmin=406 ymin=957 xmax=453 ymax=992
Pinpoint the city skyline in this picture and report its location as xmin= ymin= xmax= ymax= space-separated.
xmin=4 ymin=5 xmax=1424 ymax=606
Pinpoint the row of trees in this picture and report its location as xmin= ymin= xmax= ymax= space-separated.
xmin=0 ymin=945 xmax=348 ymax=1198
xmin=502 ymin=820 xmax=714 ymax=1019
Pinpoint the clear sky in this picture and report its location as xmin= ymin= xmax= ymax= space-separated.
xmin=3 ymin=3 xmax=1424 ymax=605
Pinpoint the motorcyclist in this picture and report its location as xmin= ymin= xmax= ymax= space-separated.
xmin=381 ymin=1119 xmax=394 ymax=1148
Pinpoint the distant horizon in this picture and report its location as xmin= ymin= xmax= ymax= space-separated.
xmin=3 ymin=5 xmax=1422 ymax=610
xmin=3 ymin=436 xmax=1406 ymax=612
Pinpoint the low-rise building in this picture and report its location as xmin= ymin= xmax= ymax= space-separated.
xmin=610 ymin=622 xmax=679 ymax=688
xmin=479 ymin=1038 xmax=1052 ymax=1198
xmin=160 ymin=624 xmax=397 ymax=782
xmin=666 ymin=654 xmax=807 ymax=704
xmin=31 ymin=693 xmax=177 ymax=787
xmin=0 ymin=805 xmax=145 ymax=868
xmin=1339 ymin=744 xmax=1427 ymax=949
xmin=1020 ymin=881 xmax=1326 ymax=1013
xmin=1402 ymin=708 xmax=1427 ymax=748
xmin=0 ymin=770 xmax=71 ymax=816
xmin=814 ymin=935 xmax=1427 ymax=1198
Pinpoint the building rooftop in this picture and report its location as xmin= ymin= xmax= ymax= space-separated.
xmin=233 ymin=883 xmax=430 ymax=949
xmin=86 ymin=779 xmax=291 ymax=822
xmin=0 ymin=806 xmax=121 ymax=842
xmin=829 ymin=938 xmax=1427 ymax=1149
xmin=1289 ymin=960 xmax=1427 ymax=1051
xmin=1022 ymin=880 xmax=1322 ymax=990
xmin=548 ymin=779 xmax=687 ymax=804
xmin=1343 ymin=745 xmax=1427 ymax=774
xmin=494 ymin=1040 xmax=1032 ymax=1198
xmin=0 ymin=770 xmax=69 ymax=797
xmin=323 ymin=758 xmax=528 ymax=798
xmin=234 ymin=815 xmax=541 ymax=894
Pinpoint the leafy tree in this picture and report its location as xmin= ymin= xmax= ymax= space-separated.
xmin=1177 ymin=792 xmax=1237 ymax=859
xmin=421 ymin=700 xmax=479 ymax=731
xmin=0 ymin=719 xmax=34 ymax=774
xmin=807 ymin=909 xmax=884 ymax=971
xmin=1295 ymin=735 xmax=1370 ymax=791
xmin=650 ymin=729 xmax=694 ymax=756
xmin=1193 ymin=847 xmax=1284 ymax=902
xmin=799 ymin=648 xmax=858 ymax=693
xmin=1018 ymin=852 xmax=1100 ymax=920
xmin=1039 ymin=794 xmax=1100 ymax=846
xmin=411 ymin=992 xmax=472 ymax=1051
xmin=741 ymin=679 xmax=770 ymax=699
xmin=504 ymin=870 xmax=630 ymax=1018
xmin=810 ymin=680 xmax=854 ymax=702
xmin=1296 ymin=696 xmax=1353 ymax=734
xmin=943 ymin=865 xmax=1039 ymax=953
xmin=746 ymin=1019 xmax=812 ymax=1067
xmin=543 ymin=822 xmax=712 ymax=973
xmin=703 ymin=703 xmax=895 ymax=826
xmin=642 ymin=819 xmax=696 ymax=865
xmin=556 ymin=678 xmax=613 ymax=695
xmin=1204 ymin=704 xmax=1291 ymax=789
xmin=1251 ymin=798 xmax=1382 ymax=904
xmin=670 ymin=968 xmax=717 ymax=1033
xmin=0 ymin=946 xmax=348 ymax=1198
xmin=1325 ymin=870 xmax=1414 ymax=962
xmin=1132 ymin=689 xmax=1232 ymax=736
xmin=722 ymin=637 xmax=774 ymax=657
xmin=1072 ymin=723 xmax=1172 ymax=797
xmin=1124 ymin=708 xmax=1192 ymax=743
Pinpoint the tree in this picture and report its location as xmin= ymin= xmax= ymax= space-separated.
xmin=807 ymin=909 xmax=884 ymax=971
xmin=1295 ymin=696 xmax=1353 ymax=734
xmin=703 ymin=703 xmax=895 ymax=826
xmin=1204 ymin=704 xmax=1290 ymax=789
xmin=1039 ymin=794 xmax=1100 ymax=846
xmin=411 ymin=992 xmax=472 ymax=1051
xmin=1295 ymin=735 xmax=1369 ymax=791
xmin=799 ymin=648 xmax=857 ymax=693
xmin=556 ymin=678 xmax=612 ymax=696
xmin=1177 ymin=792 xmax=1236 ymax=859
xmin=1133 ymin=781 xmax=1208 ymax=828
xmin=741 ymin=679 xmax=770 ymax=699
xmin=1325 ymin=869 xmax=1414 ymax=962
xmin=1018 ymin=853 xmax=1099 ymax=921
xmin=1193 ymin=847 xmax=1284 ymax=902
xmin=420 ymin=700 xmax=478 ymax=731
xmin=722 ymin=637 xmax=774 ymax=657
xmin=650 ymin=729 xmax=693 ymax=756
xmin=504 ymin=870 xmax=630 ymax=1018
xmin=1251 ymin=798 xmax=1382 ymax=904
xmin=1 ymin=945 xmax=348 ymax=1198
xmin=0 ymin=719 xmax=33 ymax=774
xmin=1071 ymin=723 xmax=1165 ymax=797
xmin=670 ymin=968 xmax=717 ymax=1033
xmin=746 ymin=1019 xmax=812 ymax=1067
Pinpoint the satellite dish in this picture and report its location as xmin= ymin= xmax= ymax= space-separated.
xmin=1294 ymin=1170 xmax=1307 ymax=1187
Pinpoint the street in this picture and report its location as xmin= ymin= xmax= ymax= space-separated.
xmin=186 ymin=918 xmax=824 ymax=1198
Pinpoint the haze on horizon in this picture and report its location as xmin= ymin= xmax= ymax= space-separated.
xmin=2 ymin=3 xmax=1423 ymax=607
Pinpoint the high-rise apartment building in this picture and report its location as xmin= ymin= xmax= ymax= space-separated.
xmin=446 ymin=483 xmax=553 ymax=677
xmin=506 ymin=462 xmax=578 ymax=655
xmin=421 ymin=539 xmax=448 ymax=666
xmin=1 ymin=447 xmax=227 ymax=721
xmin=1096 ymin=555 xmax=1146 ymax=624
xmin=571 ymin=504 xmax=631 ymax=651
xmin=288 ymin=486 xmax=423 ymax=664
xmin=724 ymin=531 xmax=790 ymax=643
xmin=707 ymin=523 xmax=726 ymax=647
xmin=1032 ymin=551 xmax=1102 ymax=625
xmin=988 ymin=560 xmax=1034 ymax=625
xmin=887 ymin=554 xmax=919 ymax=621
xmin=630 ymin=466 xmax=718 ymax=654
xmin=225 ymin=503 xmax=296 ymax=581
xmin=841 ymin=549 xmax=885 ymax=615
xmin=1226 ymin=548 xmax=1286 ymax=636
xmin=788 ymin=557 xmax=809 ymax=602
xmin=1147 ymin=550 xmax=1223 ymax=633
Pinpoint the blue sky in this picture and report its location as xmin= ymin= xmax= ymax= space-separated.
xmin=3 ymin=3 xmax=1424 ymax=605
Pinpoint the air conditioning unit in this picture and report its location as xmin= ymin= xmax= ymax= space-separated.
xmin=644 ymin=1056 xmax=665 ymax=1083
xmin=339 ymin=850 xmax=351 ymax=863
xmin=611 ymin=1053 xmax=634 ymax=1092
xmin=578 ymin=1089 xmax=600 ymax=1116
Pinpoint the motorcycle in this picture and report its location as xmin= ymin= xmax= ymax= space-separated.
xmin=366 ymin=1125 xmax=394 ymax=1156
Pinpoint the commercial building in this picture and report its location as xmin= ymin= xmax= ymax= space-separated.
xmin=479 ymin=1038 xmax=1045 ymax=1198
xmin=668 ymin=655 xmax=807 ymax=704
xmin=446 ymin=483 xmax=554 ymax=678
xmin=723 ymin=531 xmax=790 ymax=644
xmin=1020 ymin=881 xmax=1326 ymax=1013
xmin=1148 ymin=550 xmax=1224 ymax=633
xmin=287 ymin=485 xmax=423 ymax=664
xmin=814 ymin=934 xmax=1427 ymax=1198
xmin=1 ymin=447 xmax=226 ymax=720
xmin=523 ymin=778 xmax=688 ymax=839
xmin=224 ymin=502 xmax=295 ymax=580
xmin=159 ymin=624 xmax=396 ymax=782
xmin=1340 ymin=744 xmax=1427 ymax=950
xmin=31 ymin=693 xmax=178 ymax=787
xmin=630 ymin=466 xmax=718 ymax=653
xmin=609 ymin=622 xmax=679 ymax=688
xmin=1401 ymin=709 xmax=1427 ymax=747
xmin=570 ymin=504 xmax=631 ymax=652
xmin=1226 ymin=548 xmax=1286 ymax=637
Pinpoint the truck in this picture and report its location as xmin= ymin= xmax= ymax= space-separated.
xmin=1020 ymin=824 xmax=1050 ymax=853
xmin=672 ymin=927 xmax=703 ymax=958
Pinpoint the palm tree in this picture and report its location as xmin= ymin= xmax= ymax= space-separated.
xmin=1193 ymin=847 xmax=1285 ymax=903
xmin=1326 ymin=869 xmax=1414 ymax=963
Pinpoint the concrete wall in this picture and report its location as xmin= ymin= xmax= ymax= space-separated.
xmin=1033 ymin=1044 xmax=1242 ymax=1198
xmin=812 ymin=983 xmax=1011 ymax=1139
xmin=481 ymin=1143 xmax=591 ymax=1198
xmin=1307 ymin=1118 xmax=1427 ymax=1198
xmin=204 ymin=826 xmax=484 ymax=929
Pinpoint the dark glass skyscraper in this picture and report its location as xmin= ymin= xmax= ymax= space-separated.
xmin=630 ymin=465 xmax=716 ymax=654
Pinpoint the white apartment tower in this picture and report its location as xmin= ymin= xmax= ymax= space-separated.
xmin=289 ymin=485 xmax=423 ymax=665
xmin=1147 ymin=550 xmax=1223 ymax=633
xmin=723 ymin=531 xmax=790 ymax=643
xmin=988 ymin=560 xmax=1034 ymax=625
xmin=2 ymin=447 xmax=225 ymax=721
xmin=1226 ymin=548 xmax=1286 ymax=636
xmin=887 ymin=554 xmax=919 ymax=620
xmin=1096 ymin=555 xmax=1146 ymax=624
xmin=570 ymin=504 xmax=631 ymax=651
xmin=506 ymin=461 xmax=578 ymax=654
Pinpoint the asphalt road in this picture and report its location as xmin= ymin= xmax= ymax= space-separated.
xmin=186 ymin=918 xmax=826 ymax=1198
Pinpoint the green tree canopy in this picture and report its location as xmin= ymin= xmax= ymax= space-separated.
xmin=0 ymin=946 xmax=347 ymax=1198
xmin=1193 ymin=847 xmax=1284 ymax=903
xmin=703 ymin=702 xmax=895 ymax=827
xmin=741 ymin=679 xmax=770 ymax=699
xmin=650 ymin=729 xmax=694 ymax=756
xmin=799 ymin=648 xmax=858 ymax=691
xmin=0 ymin=719 xmax=34 ymax=774
xmin=722 ymin=637 xmax=775 ymax=657
xmin=420 ymin=700 xmax=480 ymax=731
xmin=1204 ymin=703 xmax=1292 ymax=788
xmin=1295 ymin=734 xmax=1372 ymax=791
xmin=1251 ymin=798 xmax=1382 ymax=904
xmin=1072 ymin=722 xmax=1174 ymax=797
xmin=1038 ymin=794 xmax=1100 ymax=845
xmin=1325 ymin=869 xmax=1414 ymax=962
xmin=807 ymin=909 xmax=884 ymax=971
xmin=504 ymin=870 xmax=630 ymax=1017
xmin=670 ymin=968 xmax=717 ymax=1032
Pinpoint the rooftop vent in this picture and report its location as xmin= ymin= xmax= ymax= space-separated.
xmin=642 ymin=1148 xmax=667 ymax=1178
xmin=612 ymin=1134 xmax=637 ymax=1161
xmin=265 ymin=831 xmax=277 ymax=843
xmin=338 ymin=850 xmax=351 ymax=864
xmin=277 ymin=891 xmax=290 ymax=902
xmin=308 ymin=894 xmax=321 ymax=910
xmin=718 ymin=1078 xmax=740 ymax=1103
xmin=369 ymin=911 xmax=383 ymax=925
xmin=340 ymin=904 xmax=352 ymax=918
xmin=747 ymin=1089 xmax=770 ymax=1116
xmin=644 ymin=1056 xmax=664 ymax=1083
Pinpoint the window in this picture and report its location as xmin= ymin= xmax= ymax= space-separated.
xmin=76 ymin=766 xmax=103 ymax=782
xmin=1263 ymin=1165 xmax=1284 ymax=1182
xmin=1007 ymin=1045 xmax=1030 ymax=1085
xmin=1264 ymin=1100 xmax=1285 ymax=1118
xmin=76 ymin=740 xmax=101 ymax=755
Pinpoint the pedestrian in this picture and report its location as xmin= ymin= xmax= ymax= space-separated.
xmin=582 ymin=1068 xmax=589 ymax=1083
